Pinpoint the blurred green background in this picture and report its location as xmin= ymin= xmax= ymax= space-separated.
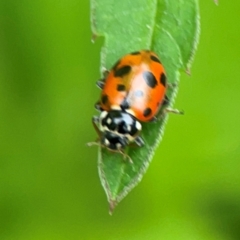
xmin=0 ymin=1 xmax=240 ymax=239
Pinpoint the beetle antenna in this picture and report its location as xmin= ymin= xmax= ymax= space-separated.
xmin=119 ymin=150 xmax=133 ymax=164
xmin=87 ymin=141 xmax=103 ymax=148
xmin=87 ymin=142 xmax=133 ymax=164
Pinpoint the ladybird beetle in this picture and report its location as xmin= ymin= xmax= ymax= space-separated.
xmin=89 ymin=50 xmax=179 ymax=157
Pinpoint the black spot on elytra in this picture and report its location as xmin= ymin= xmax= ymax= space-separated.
xmin=101 ymin=94 xmax=108 ymax=105
xmin=120 ymin=98 xmax=130 ymax=109
xmin=160 ymin=73 xmax=166 ymax=87
xmin=117 ymin=84 xmax=126 ymax=91
xmin=112 ymin=60 xmax=121 ymax=71
xmin=114 ymin=65 xmax=131 ymax=78
xmin=150 ymin=55 xmax=161 ymax=63
xmin=143 ymin=71 xmax=158 ymax=88
xmin=134 ymin=90 xmax=144 ymax=97
xmin=143 ymin=108 xmax=152 ymax=117
xmin=131 ymin=51 xmax=141 ymax=55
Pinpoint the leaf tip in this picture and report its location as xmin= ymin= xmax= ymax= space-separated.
xmin=109 ymin=199 xmax=117 ymax=215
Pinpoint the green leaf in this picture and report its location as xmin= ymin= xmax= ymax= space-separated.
xmin=91 ymin=0 xmax=200 ymax=213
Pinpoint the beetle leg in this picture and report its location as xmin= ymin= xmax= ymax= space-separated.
xmin=165 ymin=108 xmax=184 ymax=115
xmin=149 ymin=116 xmax=158 ymax=122
xmin=134 ymin=136 xmax=144 ymax=147
xmin=96 ymin=68 xmax=110 ymax=89
xmin=101 ymin=67 xmax=110 ymax=78
xmin=167 ymin=82 xmax=178 ymax=89
xmin=96 ymin=80 xmax=105 ymax=89
xmin=162 ymin=95 xmax=169 ymax=106
xmin=94 ymin=101 xmax=103 ymax=111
